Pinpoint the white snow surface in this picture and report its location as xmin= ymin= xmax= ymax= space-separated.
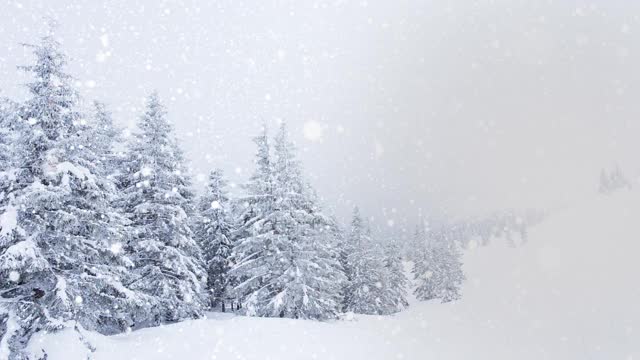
xmin=0 ymin=204 xmax=17 ymax=237
xmin=26 ymin=191 xmax=640 ymax=359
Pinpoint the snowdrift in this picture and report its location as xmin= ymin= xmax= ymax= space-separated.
xmin=26 ymin=191 xmax=640 ymax=359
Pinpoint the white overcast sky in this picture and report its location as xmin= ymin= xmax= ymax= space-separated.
xmin=1 ymin=0 xmax=639 ymax=233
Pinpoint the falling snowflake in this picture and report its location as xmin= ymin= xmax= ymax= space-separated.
xmin=100 ymin=34 xmax=109 ymax=47
xmin=303 ymin=121 xmax=325 ymax=142
xmin=110 ymin=242 xmax=123 ymax=255
xmin=375 ymin=141 xmax=385 ymax=157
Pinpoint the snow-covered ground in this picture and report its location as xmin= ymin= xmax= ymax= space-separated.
xmin=27 ymin=191 xmax=640 ymax=359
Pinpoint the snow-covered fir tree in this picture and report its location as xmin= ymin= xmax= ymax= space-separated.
xmin=380 ymin=241 xmax=409 ymax=314
xmin=0 ymin=30 xmax=142 ymax=357
xmin=194 ymin=169 xmax=234 ymax=311
xmin=405 ymin=223 xmax=426 ymax=262
xmin=599 ymin=166 xmax=631 ymax=194
xmin=78 ymin=101 xmax=147 ymax=333
xmin=413 ymin=231 xmax=465 ymax=303
xmin=337 ymin=216 xmax=355 ymax=312
xmin=287 ymin=178 xmax=345 ymax=319
xmin=89 ymin=101 xmax=125 ymax=179
xmin=438 ymin=240 xmax=465 ymax=302
xmin=342 ymin=207 xmax=388 ymax=315
xmin=230 ymin=124 xmax=274 ymax=309
xmin=232 ymin=123 xmax=344 ymax=320
xmin=235 ymin=124 xmax=274 ymax=231
xmin=119 ymin=92 xmax=206 ymax=326
xmin=413 ymin=237 xmax=440 ymax=301
xmin=0 ymin=96 xmax=18 ymax=253
xmin=0 ymin=97 xmax=18 ymax=206
xmin=0 ymin=99 xmax=14 ymax=176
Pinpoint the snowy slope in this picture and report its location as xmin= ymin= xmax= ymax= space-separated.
xmin=27 ymin=191 xmax=640 ymax=359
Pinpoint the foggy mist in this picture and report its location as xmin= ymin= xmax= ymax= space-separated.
xmin=2 ymin=0 xmax=638 ymax=229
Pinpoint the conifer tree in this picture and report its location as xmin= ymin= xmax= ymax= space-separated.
xmin=230 ymin=125 xmax=274 ymax=309
xmin=380 ymin=241 xmax=409 ymax=313
xmin=0 ymin=30 xmax=140 ymax=357
xmin=89 ymin=101 xmax=124 ymax=179
xmin=439 ymin=240 xmax=465 ymax=302
xmin=406 ymin=224 xmax=425 ymax=262
xmin=343 ymin=208 xmax=387 ymax=315
xmin=195 ymin=169 xmax=234 ymax=311
xmin=120 ymin=92 xmax=206 ymax=326
xmin=79 ymin=100 xmax=146 ymax=332
xmin=232 ymin=123 xmax=344 ymax=320
xmin=599 ymin=166 xmax=631 ymax=194
xmin=413 ymin=235 xmax=441 ymax=301
xmin=0 ymin=99 xmax=14 ymax=176
xmin=236 ymin=124 xmax=274 ymax=229
xmin=0 ymin=97 xmax=18 ymax=209
xmin=413 ymin=233 xmax=465 ymax=303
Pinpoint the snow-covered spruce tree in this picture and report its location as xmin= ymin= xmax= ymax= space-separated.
xmin=271 ymin=122 xmax=344 ymax=320
xmin=119 ymin=92 xmax=206 ymax=326
xmin=0 ymin=31 xmax=141 ymax=357
xmin=599 ymin=166 xmax=631 ymax=194
xmin=0 ymin=97 xmax=18 ymax=207
xmin=234 ymin=124 xmax=274 ymax=233
xmin=413 ymin=234 xmax=441 ymax=301
xmin=89 ymin=101 xmax=125 ymax=179
xmin=0 ymin=99 xmax=15 ymax=176
xmin=337 ymin=226 xmax=354 ymax=312
xmin=342 ymin=207 xmax=387 ymax=315
xmin=231 ymin=123 xmax=344 ymax=320
xmin=78 ymin=101 xmax=151 ymax=333
xmin=360 ymin=229 xmax=408 ymax=315
xmin=194 ymin=169 xmax=234 ymax=311
xmin=229 ymin=124 xmax=274 ymax=310
xmin=380 ymin=241 xmax=409 ymax=314
xmin=0 ymin=96 xmax=18 ymax=251
xmin=289 ymin=178 xmax=345 ymax=319
xmin=438 ymin=239 xmax=465 ymax=302
xmin=405 ymin=224 xmax=425 ymax=262
xmin=0 ymin=96 xmax=29 ymax=360
xmin=413 ymin=234 xmax=465 ymax=303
